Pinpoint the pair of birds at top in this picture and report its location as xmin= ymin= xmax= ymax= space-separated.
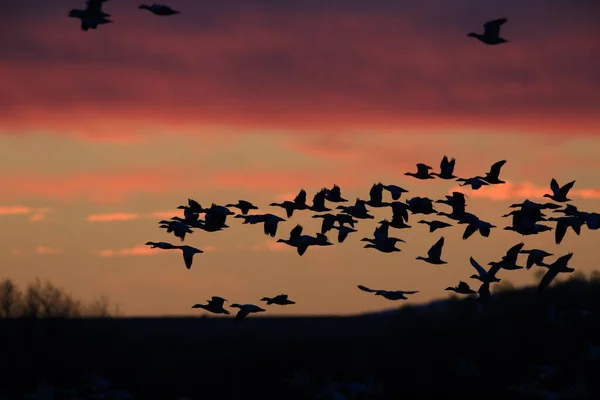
xmin=68 ymin=1 xmax=179 ymax=31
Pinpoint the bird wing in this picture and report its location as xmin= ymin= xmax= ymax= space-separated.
xmin=560 ymin=180 xmax=576 ymax=196
xmin=488 ymin=262 xmax=502 ymax=277
xmin=505 ymin=242 xmax=525 ymax=261
xmin=86 ymin=0 xmax=108 ymax=13
xmin=458 ymin=281 xmax=470 ymax=289
xmin=478 ymin=282 xmax=491 ymax=301
xmin=550 ymin=178 xmax=560 ymax=195
xmin=555 ymin=252 xmax=574 ymax=268
xmin=235 ymin=308 xmax=250 ymax=321
xmin=487 ymin=160 xmax=507 ymax=179
xmin=297 ymin=243 xmax=309 ymax=256
xmin=483 ymin=18 xmax=507 ymax=37
xmin=462 ymin=224 xmax=477 ymax=240
xmin=469 ymin=257 xmax=487 ymax=277
xmin=294 ymin=189 xmax=307 ymax=205
xmin=210 ymin=297 xmax=225 ymax=308
xmin=290 ymin=224 xmax=303 ymax=239
xmin=538 ymin=268 xmax=560 ymax=292
xmin=402 ymin=291 xmax=419 ymax=295
xmin=357 ymin=285 xmax=377 ymax=293
xmin=555 ymin=222 xmax=567 ymax=245
xmin=312 ymin=190 xmax=327 ymax=209
xmin=182 ymin=249 xmax=194 ymax=269
xmin=369 ymin=184 xmax=383 ymax=204
xmin=428 ymin=237 xmax=444 ymax=259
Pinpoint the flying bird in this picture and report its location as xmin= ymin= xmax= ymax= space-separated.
xmin=431 ymin=156 xmax=458 ymax=180
xmin=468 ymin=18 xmax=509 ymax=45
xmin=537 ymin=253 xmax=576 ymax=294
xmin=543 ymin=179 xmax=576 ymax=203
xmin=192 ymin=297 xmax=229 ymax=315
xmin=172 ymin=245 xmax=203 ymax=269
xmin=416 ymin=237 xmax=447 ymax=265
xmin=419 ymin=220 xmax=453 ymax=233
xmin=68 ymin=0 xmax=113 ymax=31
xmin=445 ymin=281 xmax=477 ymax=295
xmin=260 ymin=294 xmax=296 ymax=306
xmin=139 ymin=3 xmax=180 ymax=15
xmin=230 ymin=303 xmax=266 ymax=322
xmin=405 ymin=163 xmax=434 ymax=180
xmin=357 ymin=285 xmax=419 ymax=301
xmin=225 ymin=200 xmax=259 ymax=215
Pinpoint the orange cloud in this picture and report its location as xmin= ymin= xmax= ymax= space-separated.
xmin=86 ymin=212 xmax=141 ymax=222
xmin=0 ymin=205 xmax=53 ymax=221
xmin=449 ymin=181 xmax=600 ymax=201
xmin=35 ymin=245 xmax=62 ymax=255
xmin=252 ymin=240 xmax=292 ymax=252
xmin=0 ymin=206 xmax=31 ymax=215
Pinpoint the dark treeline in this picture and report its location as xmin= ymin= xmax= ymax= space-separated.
xmin=1 ymin=274 xmax=600 ymax=399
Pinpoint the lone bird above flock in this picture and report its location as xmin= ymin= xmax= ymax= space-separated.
xmin=468 ymin=18 xmax=509 ymax=45
xmin=192 ymin=296 xmax=229 ymax=315
xmin=357 ymin=285 xmax=419 ymax=301
xmin=139 ymin=3 xmax=180 ymax=15
xmin=544 ymin=179 xmax=576 ymax=203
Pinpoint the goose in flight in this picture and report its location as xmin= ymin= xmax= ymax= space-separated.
xmin=467 ymin=18 xmax=509 ymax=45
xmin=331 ymin=225 xmax=358 ymax=243
xmin=176 ymin=204 xmax=200 ymax=223
xmin=416 ymin=237 xmax=447 ymax=265
xmin=431 ymin=156 xmax=458 ymax=180
xmin=419 ymin=220 xmax=453 ymax=233
xmin=475 ymin=160 xmax=507 ymax=184
xmin=519 ymin=249 xmax=553 ymax=269
xmin=362 ymin=238 xmax=403 ymax=253
xmin=313 ymin=213 xmax=339 ymax=234
xmin=459 ymin=216 xmax=496 ymax=240
xmin=68 ymin=0 xmax=113 ymax=31
xmin=510 ymin=199 xmax=562 ymax=211
xmin=158 ymin=220 xmax=193 ymax=241
xmin=172 ymin=245 xmax=203 ymax=269
xmin=309 ymin=189 xmax=332 ymax=212
xmin=382 ymin=184 xmax=408 ymax=200
xmin=235 ymin=213 xmax=286 ymax=237
xmin=543 ymin=179 xmax=576 ymax=203
xmin=260 ymin=294 xmax=296 ymax=306
xmin=456 ymin=177 xmax=489 ymax=190
xmin=405 ymin=163 xmax=434 ymax=180
xmin=324 ymin=184 xmax=348 ymax=202
xmin=185 ymin=198 xmax=204 ymax=214
xmin=277 ymin=224 xmax=332 ymax=256
xmin=548 ymin=216 xmax=585 ymax=244
xmin=145 ymin=241 xmax=176 ymax=250
xmin=477 ymin=282 xmax=492 ymax=303
xmin=139 ymin=3 xmax=180 ymax=15
xmin=445 ymin=281 xmax=477 ymax=295
xmin=537 ymin=253 xmax=575 ymax=294
xmin=336 ymin=199 xmax=374 ymax=219
xmin=361 ymin=183 xmax=390 ymax=207
xmin=230 ymin=303 xmax=265 ymax=321
xmin=270 ymin=189 xmax=309 ymax=218
xmin=406 ymin=196 xmax=437 ymax=215
xmin=386 ymin=213 xmax=412 ymax=229
xmin=497 ymin=242 xmax=525 ymax=270
xmin=225 ymin=200 xmax=259 ymax=215
xmin=469 ymin=257 xmax=501 ymax=283
xmin=357 ymin=285 xmax=419 ymax=300
xmin=389 ymin=201 xmax=410 ymax=223
xmin=192 ymin=296 xmax=229 ymax=315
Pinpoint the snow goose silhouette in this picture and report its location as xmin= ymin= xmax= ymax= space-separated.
xmin=537 ymin=253 xmax=575 ymax=294
xmin=68 ymin=0 xmax=113 ymax=31
xmin=362 ymin=238 xmax=402 ymax=253
xmin=357 ymin=285 xmax=418 ymax=300
xmin=312 ymin=213 xmax=338 ymax=234
xmin=415 ymin=237 xmax=447 ymax=264
xmin=543 ymin=179 xmax=576 ymax=203
xmin=225 ymin=200 xmax=259 ymax=215
xmin=361 ymin=183 xmax=390 ymax=207
xmin=382 ymin=184 xmax=408 ymax=200
xmin=456 ymin=177 xmax=489 ymax=190
xmin=548 ymin=216 xmax=585 ymax=244
xmin=519 ymin=248 xmax=553 ymax=269
xmin=331 ymin=225 xmax=358 ymax=243
xmin=158 ymin=219 xmax=193 ymax=241
xmin=235 ymin=213 xmax=286 ymax=237
xmin=309 ymin=189 xmax=332 ymax=212
xmin=418 ymin=220 xmax=453 ymax=233
xmin=277 ymin=224 xmax=331 ymax=256
xmin=476 ymin=160 xmax=507 ymax=184
xmin=176 ymin=204 xmax=200 ymax=223
xmin=337 ymin=199 xmax=374 ymax=219
xmin=260 ymin=294 xmax=296 ymax=306
xmin=192 ymin=296 xmax=229 ymax=315
xmin=139 ymin=3 xmax=180 ymax=15
xmin=404 ymin=163 xmax=434 ymax=180
xmin=406 ymin=196 xmax=437 ymax=215
xmin=468 ymin=18 xmax=509 ymax=45
xmin=469 ymin=257 xmax=501 ymax=283
xmin=445 ymin=281 xmax=477 ymax=295
xmin=431 ymin=156 xmax=458 ymax=179
xmin=324 ymin=184 xmax=348 ymax=202
xmin=230 ymin=303 xmax=265 ymax=321
xmin=459 ymin=216 xmax=496 ymax=240
xmin=172 ymin=245 xmax=203 ymax=269
xmin=270 ymin=189 xmax=308 ymax=218
xmin=145 ymin=241 xmax=176 ymax=250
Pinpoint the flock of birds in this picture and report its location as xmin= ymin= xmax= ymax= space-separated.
xmin=68 ymin=0 xmax=511 ymax=48
xmin=144 ymin=155 xmax=599 ymax=321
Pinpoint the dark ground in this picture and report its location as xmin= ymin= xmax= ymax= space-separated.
xmin=1 ymin=278 xmax=600 ymax=399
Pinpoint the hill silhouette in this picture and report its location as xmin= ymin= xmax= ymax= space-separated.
xmin=1 ymin=274 xmax=599 ymax=399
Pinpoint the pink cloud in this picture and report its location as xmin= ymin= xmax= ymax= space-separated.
xmin=0 ymin=206 xmax=31 ymax=215
xmin=35 ymin=245 xmax=62 ymax=255
xmin=0 ymin=205 xmax=54 ymax=221
xmin=253 ymin=240 xmax=292 ymax=252
xmin=98 ymin=245 xmax=162 ymax=257
xmin=449 ymin=181 xmax=600 ymax=201
xmin=86 ymin=212 xmax=141 ymax=222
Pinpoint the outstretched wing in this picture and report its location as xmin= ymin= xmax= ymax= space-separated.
xmin=483 ymin=18 xmax=507 ymax=37
xmin=428 ymin=237 xmax=444 ymax=259
xmin=357 ymin=285 xmax=377 ymax=293
xmin=469 ymin=257 xmax=487 ymax=276
xmin=487 ymin=160 xmax=507 ymax=179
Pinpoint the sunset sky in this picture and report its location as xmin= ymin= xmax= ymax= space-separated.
xmin=1 ymin=0 xmax=599 ymax=317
